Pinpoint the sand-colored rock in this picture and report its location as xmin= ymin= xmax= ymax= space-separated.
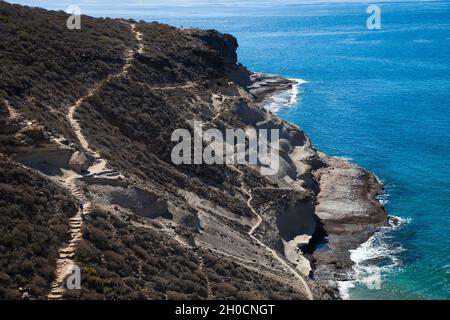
xmin=69 ymin=151 xmax=91 ymax=174
xmin=247 ymin=73 xmax=389 ymax=294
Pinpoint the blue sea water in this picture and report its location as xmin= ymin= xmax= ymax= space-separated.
xmin=10 ymin=0 xmax=450 ymax=299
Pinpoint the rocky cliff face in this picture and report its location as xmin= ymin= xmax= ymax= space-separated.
xmin=0 ymin=2 xmax=387 ymax=300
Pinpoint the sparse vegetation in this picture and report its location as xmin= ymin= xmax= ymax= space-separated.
xmin=201 ymin=250 xmax=307 ymax=300
xmin=0 ymin=1 xmax=135 ymax=140
xmin=0 ymin=156 xmax=76 ymax=299
xmin=72 ymin=208 xmax=208 ymax=300
xmin=0 ymin=2 xmax=318 ymax=300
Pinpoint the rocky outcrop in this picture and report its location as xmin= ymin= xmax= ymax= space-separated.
xmin=189 ymin=29 xmax=239 ymax=68
xmin=248 ymin=73 xmax=294 ymax=102
xmin=309 ymin=155 xmax=388 ymax=282
xmin=69 ymin=151 xmax=92 ymax=174
xmin=247 ymin=73 xmax=389 ymax=293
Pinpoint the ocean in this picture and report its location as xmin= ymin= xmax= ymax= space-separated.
xmin=11 ymin=0 xmax=450 ymax=299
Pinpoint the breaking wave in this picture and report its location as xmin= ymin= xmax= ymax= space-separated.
xmin=337 ymin=173 xmax=410 ymax=299
xmin=264 ymin=78 xmax=307 ymax=114
xmin=338 ymin=215 xmax=410 ymax=300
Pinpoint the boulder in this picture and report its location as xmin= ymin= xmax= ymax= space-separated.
xmin=69 ymin=151 xmax=90 ymax=173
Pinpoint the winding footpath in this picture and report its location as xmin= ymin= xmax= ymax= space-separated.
xmin=48 ymin=22 xmax=144 ymax=300
xmin=4 ymin=22 xmax=313 ymax=299
xmin=51 ymin=21 xmax=214 ymax=299
xmin=235 ymin=167 xmax=314 ymax=300
xmin=66 ymin=23 xmax=143 ymax=174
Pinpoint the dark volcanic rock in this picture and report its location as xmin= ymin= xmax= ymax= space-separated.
xmin=189 ymin=29 xmax=239 ymax=67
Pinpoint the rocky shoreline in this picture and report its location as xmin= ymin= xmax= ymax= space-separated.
xmin=247 ymin=72 xmax=389 ymax=296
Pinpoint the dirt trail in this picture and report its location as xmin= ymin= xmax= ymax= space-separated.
xmin=245 ymin=187 xmax=313 ymax=300
xmin=232 ymin=166 xmax=314 ymax=300
xmin=134 ymin=80 xmax=197 ymax=91
xmin=247 ymin=191 xmax=263 ymax=235
xmin=5 ymin=21 xmax=312 ymax=299
xmin=47 ymin=22 xmax=144 ymax=300
xmin=47 ymin=177 xmax=91 ymax=299
xmin=134 ymin=25 xmax=145 ymax=54
xmin=67 ymin=23 xmax=144 ymax=176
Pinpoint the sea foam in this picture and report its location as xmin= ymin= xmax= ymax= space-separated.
xmin=338 ymin=215 xmax=410 ymax=300
xmin=337 ymin=173 xmax=410 ymax=299
xmin=264 ymin=78 xmax=307 ymax=114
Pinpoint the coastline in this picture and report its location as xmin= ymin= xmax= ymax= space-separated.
xmin=0 ymin=1 xmax=393 ymax=299
xmin=2 ymin=0 xmax=449 ymax=301
xmin=247 ymin=72 xmax=390 ymax=298
xmin=338 ymin=214 xmax=409 ymax=299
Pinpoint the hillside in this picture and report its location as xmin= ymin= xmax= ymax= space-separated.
xmin=0 ymin=155 xmax=77 ymax=299
xmin=0 ymin=1 xmax=388 ymax=300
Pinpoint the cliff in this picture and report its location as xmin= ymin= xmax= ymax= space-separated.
xmin=0 ymin=1 xmax=388 ymax=300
